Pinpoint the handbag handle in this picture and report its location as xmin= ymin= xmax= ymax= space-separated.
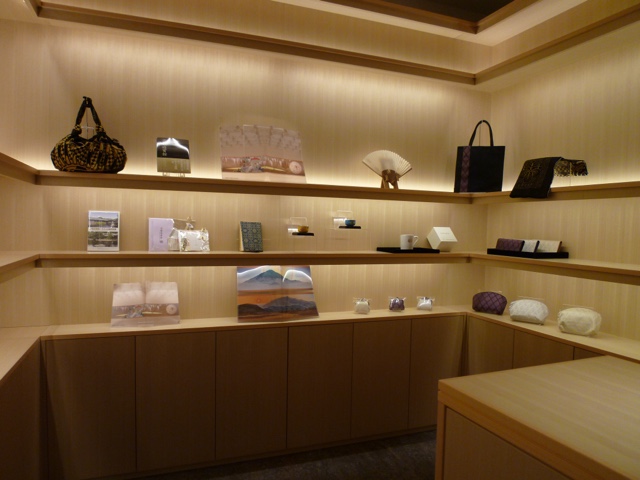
xmin=468 ymin=119 xmax=494 ymax=146
xmin=73 ymin=96 xmax=104 ymax=132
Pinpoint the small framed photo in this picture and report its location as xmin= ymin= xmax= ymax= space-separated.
xmin=88 ymin=210 xmax=120 ymax=251
xmin=156 ymin=137 xmax=191 ymax=175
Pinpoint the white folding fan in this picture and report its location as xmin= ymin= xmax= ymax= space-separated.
xmin=362 ymin=150 xmax=412 ymax=189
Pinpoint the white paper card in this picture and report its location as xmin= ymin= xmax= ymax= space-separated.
xmin=537 ymin=240 xmax=562 ymax=252
xmin=148 ymin=218 xmax=175 ymax=251
xmin=522 ymin=240 xmax=540 ymax=253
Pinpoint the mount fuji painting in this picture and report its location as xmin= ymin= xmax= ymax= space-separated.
xmin=236 ymin=265 xmax=319 ymax=321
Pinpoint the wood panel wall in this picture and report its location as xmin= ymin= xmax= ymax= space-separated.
xmin=487 ymin=32 xmax=640 ymax=341
xmin=1 ymin=7 xmax=640 ymax=340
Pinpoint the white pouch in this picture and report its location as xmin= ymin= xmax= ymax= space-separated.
xmin=509 ymin=299 xmax=549 ymax=325
xmin=353 ymin=298 xmax=370 ymax=314
xmin=416 ymin=296 xmax=434 ymax=311
xmin=177 ymin=229 xmax=210 ymax=252
xmin=557 ymin=308 xmax=601 ymax=336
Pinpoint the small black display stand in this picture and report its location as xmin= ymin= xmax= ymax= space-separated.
xmin=377 ymin=247 xmax=440 ymax=254
xmin=292 ymin=232 xmax=315 ymax=236
xmin=339 ymin=226 xmax=362 ymax=229
xmin=487 ymin=248 xmax=569 ymax=259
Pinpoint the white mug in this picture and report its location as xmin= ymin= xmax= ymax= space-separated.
xmin=400 ymin=234 xmax=419 ymax=250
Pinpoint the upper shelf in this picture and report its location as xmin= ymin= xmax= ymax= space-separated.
xmin=36 ymin=170 xmax=474 ymax=204
xmin=3 ymin=153 xmax=640 ymax=204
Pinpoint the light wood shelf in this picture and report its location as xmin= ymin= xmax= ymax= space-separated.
xmin=471 ymin=181 xmax=640 ymax=204
xmin=36 ymin=170 xmax=473 ymax=204
xmin=4 ymin=155 xmax=640 ymax=205
xmin=0 ymin=152 xmax=38 ymax=185
xmin=36 ymin=251 xmax=470 ymax=268
xmin=0 ymin=253 xmax=40 ymax=283
xmin=3 ymin=250 xmax=639 ymax=288
xmin=469 ymin=253 xmax=640 ymax=286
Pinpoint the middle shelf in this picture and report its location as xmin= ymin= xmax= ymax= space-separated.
xmin=3 ymin=251 xmax=640 ymax=286
xmin=35 ymin=251 xmax=470 ymax=268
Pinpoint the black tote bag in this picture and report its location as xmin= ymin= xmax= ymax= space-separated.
xmin=454 ymin=120 xmax=505 ymax=193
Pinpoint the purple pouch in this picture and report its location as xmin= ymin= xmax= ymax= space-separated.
xmin=472 ymin=292 xmax=507 ymax=315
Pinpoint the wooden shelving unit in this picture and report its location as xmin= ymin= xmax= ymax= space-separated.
xmin=3 ymin=154 xmax=640 ymax=286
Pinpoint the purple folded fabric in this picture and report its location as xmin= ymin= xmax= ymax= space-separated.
xmin=495 ymin=238 xmax=525 ymax=251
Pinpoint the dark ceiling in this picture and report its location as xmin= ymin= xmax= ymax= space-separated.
xmin=379 ymin=0 xmax=515 ymax=22
xmin=321 ymin=0 xmax=523 ymax=30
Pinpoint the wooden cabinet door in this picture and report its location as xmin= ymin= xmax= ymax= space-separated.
xmin=45 ymin=337 xmax=136 ymax=480
xmin=216 ymin=328 xmax=288 ymax=460
xmin=513 ymin=331 xmax=574 ymax=369
xmin=288 ymin=323 xmax=353 ymax=449
xmin=0 ymin=342 xmax=43 ymax=480
xmin=574 ymin=347 xmax=601 ymax=360
xmin=136 ymin=332 xmax=216 ymax=472
xmin=351 ymin=319 xmax=412 ymax=438
xmin=465 ymin=317 xmax=514 ymax=375
xmin=441 ymin=409 xmax=570 ymax=480
xmin=410 ymin=315 xmax=465 ymax=428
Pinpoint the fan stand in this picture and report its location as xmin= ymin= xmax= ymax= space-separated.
xmin=381 ymin=169 xmax=400 ymax=189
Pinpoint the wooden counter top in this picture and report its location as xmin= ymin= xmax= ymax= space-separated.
xmin=38 ymin=307 xmax=464 ymax=340
xmin=438 ymin=356 xmax=640 ymax=480
xmin=449 ymin=305 xmax=640 ymax=363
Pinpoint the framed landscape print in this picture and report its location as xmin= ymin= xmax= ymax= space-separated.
xmin=236 ymin=265 xmax=319 ymax=321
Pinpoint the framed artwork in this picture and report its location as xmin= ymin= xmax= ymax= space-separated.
xmin=220 ymin=125 xmax=306 ymax=183
xmin=236 ymin=265 xmax=319 ymax=321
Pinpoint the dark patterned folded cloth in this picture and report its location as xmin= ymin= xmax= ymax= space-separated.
xmin=510 ymin=157 xmax=588 ymax=198
xmin=510 ymin=157 xmax=560 ymax=198
xmin=554 ymin=159 xmax=588 ymax=176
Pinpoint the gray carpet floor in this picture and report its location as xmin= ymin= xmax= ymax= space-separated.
xmin=141 ymin=430 xmax=437 ymax=480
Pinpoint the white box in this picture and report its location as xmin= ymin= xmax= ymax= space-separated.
xmin=427 ymin=227 xmax=457 ymax=251
xmin=148 ymin=218 xmax=175 ymax=251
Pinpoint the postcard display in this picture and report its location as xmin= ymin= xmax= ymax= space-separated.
xmin=220 ymin=125 xmax=306 ymax=183
xmin=88 ymin=210 xmax=120 ymax=251
xmin=111 ymin=281 xmax=180 ymax=327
